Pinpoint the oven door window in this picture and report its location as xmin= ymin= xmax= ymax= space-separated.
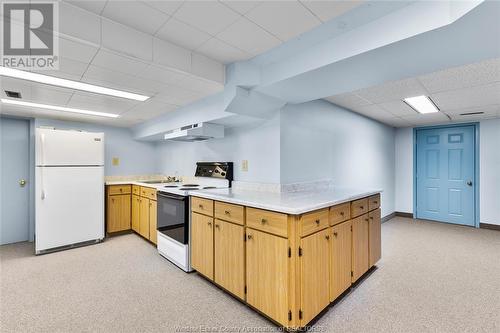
xmin=157 ymin=193 xmax=188 ymax=244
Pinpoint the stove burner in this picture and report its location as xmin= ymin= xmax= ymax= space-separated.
xmin=182 ymin=184 xmax=199 ymax=187
xmin=179 ymin=187 xmax=199 ymax=190
xmin=203 ymin=186 xmax=216 ymax=189
xmin=163 ymin=185 xmax=179 ymax=188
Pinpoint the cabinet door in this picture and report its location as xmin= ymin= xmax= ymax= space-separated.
xmin=300 ymin=228 xmax=330 ymax=325
xmin=107 ymin=194 xmax=131 ymax=233
xmin=139 ymin=198 xmax=150 ymax=239
xmin=132 ymin=195 xmax=140 ymax=233
xmin=191 ymin=212 xmax=214 ymax=280
xmin=246 ymin=228 xmax=289 ymax=326
xmin=149 ymin=200 xmax=157 ymax=244
xmin=352 ymin=214 xmax=369 ymax=282
xmin=330 ymin=220 xmax=352 ymax=302
xmin=369 ymin=208 xmax=381 ymax=267
xmin=214 ymin=219 xmax=245 ymax=299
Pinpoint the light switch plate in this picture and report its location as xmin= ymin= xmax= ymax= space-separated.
xmin=242 ymin=160 xmax=248 ymax=172
xmin=112 ymin=157 xmax=120 ymax=166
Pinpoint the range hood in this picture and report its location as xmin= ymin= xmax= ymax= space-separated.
xmin=164 ymin=123 xmax=224 ymax=142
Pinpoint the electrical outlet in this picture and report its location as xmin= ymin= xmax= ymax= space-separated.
xmin=242 ymin=160 xmax=248 ymax=172
xmin=112 ymin=157 xmax=120 ymax=166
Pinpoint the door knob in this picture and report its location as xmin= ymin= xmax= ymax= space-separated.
xmin=19 ymin=179 xmax=26 ymax=187
xmin=466 ymin=180 xmax=473 ymax=186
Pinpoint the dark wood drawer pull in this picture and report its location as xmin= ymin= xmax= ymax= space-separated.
xmin=224 ymin=210 xmax=230 ymax=215
xmin=333 ymin=232 xmax=338 ymax=237
xmin=315 ymin=219 xmax=320 ymax=224
xmin=340 ymin=211 xmax=344 ymax=216
xmin=261 ymin=218 xmax=267 ymax=224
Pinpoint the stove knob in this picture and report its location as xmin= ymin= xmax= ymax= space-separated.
xmin=221 ymin=172 xmax=226 ymax=176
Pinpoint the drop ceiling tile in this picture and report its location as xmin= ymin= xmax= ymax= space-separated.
xmin=383 ymin=117 xmax=415 ymax=128
xmin=122 ymin=99 xmax=178 ymax=119
xmin=401 ymin=112 xmax=450 ymax=126
xmin=65 ymin=1 xmax=107 ymax=15
xmin=448 ymin=111 xmax=500 ymax=122
xmin=324 ymin=93 xmax=371 ymax=110
xmin=220 ymin=1 xmax=262 ymax=15
xmin=155 ymin=17 xmax=212 ymax=50
xmin=59 ymin=37 xmax=99 ymax=63
xmin=91 ymin=49 xmax=149 ymax=77
xmin=191 ymin=53 xmax=225 ymax=84
xmin=245 ymin=1 xmax=321 ymax=41
xmin=28 ymin=85 xmax=74 ymax=105
xmin=174 ymin=1 xmax=241 ymax=35
xmin=217 ymin=17 xmax=281 ymax=55
xmin=300 ymin=0 xmax=364 ymax=22
xmin=354 ymin=104 xmax=395 ymax=121
xmin=431 ymin=82 xmax=500 ymax=111
xmin=138 ymin=64 xmax=194 ymax=88
xmin=59 ymin=2 xmax=101 ymax=44
xmin=197 ymin=38 xmax=250 ymax=64
xmin=143 ymin=1 xmax=184 ymax=15
xmin=378 ymin=100 xmax=417 ymax=117
xmin=102 ymin=1 xmax=170 ymax=35
xmin=154 ymin=85 xmax=205 ymax=106
xmin=101 ymin=18 xmax=153 ymax=61
xmin=418 ymin=57 xmax=500 ymax=94
xmin=67 ymin=93 xmax=139 ymax=114
xmin=1 ymin=78 xmax=33 ymax=100
xmin=152 ymin=38 xmax=191 ymax=72
xmin=355 ymin=78 xmax=429 ymax=104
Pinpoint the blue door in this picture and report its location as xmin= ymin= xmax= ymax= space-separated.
xmin=0 ymin=117 xmax=30 ymax=244
xmin=416 ymin=125 xmax=475 ymax=226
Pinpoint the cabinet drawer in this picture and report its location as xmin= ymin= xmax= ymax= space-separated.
xmin=299 ymin=208 xmax=329 ymax=237
xmin=351 ymin=198 xmax=368 ymax=218
xmin=329 ymin=202 xmax=350 ymax=226
xmin=141 ymin=186 xmax=157 ymax=200
xmin=215 ymin=201 xmax=244 ymax=225
xmin=192 ymin=197 xmax=214 ymax=216
xmin=368 ymin=194 xmax=380 ymax=211
xmin=246 ymin=207 xmax=287 ymax=238
xmin=107 ymin=185 xmax=131 ymax=195
xmin=132 ymin=185 xmax=140 ymax=195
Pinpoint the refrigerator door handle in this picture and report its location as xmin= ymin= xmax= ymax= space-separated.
xmin=40 ymin=133 xmax=45 ymax=199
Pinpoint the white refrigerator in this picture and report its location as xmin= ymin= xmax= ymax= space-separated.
xmin=35 ymin=128 xmax=105 ymax=254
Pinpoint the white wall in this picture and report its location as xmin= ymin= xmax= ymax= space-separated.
xmin=156 ymin=112 xmax=281 ymax=183
xmin=35 ymin=118 xmax=158 ymax=176
xmin=395 ymin=127 xmax=414 ymax=213
xmin=394 ymin=119 xmax=500 ymax=225
xmin=479 ymin=119 xmax=500 ymax=225
xmin=280 ymin=100 xmax=396 ymax=217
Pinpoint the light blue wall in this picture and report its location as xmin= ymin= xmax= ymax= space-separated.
xmin=280 ymin=100 xmax=396 ymax=216
xmin=156 ymin=111 xmax=281 ymax=183
xmin=35 ymin=118 xmax=158 ymax=176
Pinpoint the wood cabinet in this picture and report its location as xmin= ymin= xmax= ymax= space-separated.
xmin=352 ymin=214 xmax=369 ymax=282
xmin=106 ymin=185 xmax=131 ymax=233
xmin=246 ymin=228 xmax=289 ymax=326
xmin=190 ymin=194 xmax=382 ymax=329
xmin=132 ymin=194 xmax=140 ymax=233
xmin=330 ymin=220 xmax=352 ymax=301
xmin=300 ymin=228 xmax=330 ymax=325
xmin=369 ymin=208 xmax=381 ymax=267
xmin=214 ymin=219 xmax=245 ymax=299
xmin=106 ymin=184 xmax=157 ymax=244
xmin=191 ymin=212 xmax=214 ymax=279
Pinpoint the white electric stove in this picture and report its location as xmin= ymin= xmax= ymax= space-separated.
xmin=156 ymin=162 xmax=233 ymax=272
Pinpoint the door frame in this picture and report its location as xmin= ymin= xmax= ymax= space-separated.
xmin=413 ymin=122 xmax=480 ymax=227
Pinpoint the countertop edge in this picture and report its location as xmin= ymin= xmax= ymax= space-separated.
xmin=190 ymin=189 xmax=382 ymax=215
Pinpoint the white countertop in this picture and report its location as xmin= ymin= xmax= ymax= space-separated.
xmin=190 ymin=186 xmax=382 ymax=215
xmin=105 ymin=180 xmax=178 ymax=189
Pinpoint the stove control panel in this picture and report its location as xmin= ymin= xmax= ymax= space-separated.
xmin=195 ymin=162 xmax=233 ymax=181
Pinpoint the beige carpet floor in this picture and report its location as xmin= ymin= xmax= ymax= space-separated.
xmin=1 ymin=217 xmax=499 ymax=333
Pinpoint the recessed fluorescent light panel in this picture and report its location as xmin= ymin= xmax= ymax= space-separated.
xmin=0 ymin=67 xmax=150 ymax=101
xmin=403 ymin=95 xmax=440 ymax=114
xmin=1 ymin=99 xmax=120 ymax=118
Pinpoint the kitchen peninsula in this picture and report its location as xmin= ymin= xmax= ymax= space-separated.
xmin=189 ymin=187 xmax=382 ymax=329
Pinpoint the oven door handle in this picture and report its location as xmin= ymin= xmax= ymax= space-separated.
xmin=157 ymin=192 xmax=186 ymax=200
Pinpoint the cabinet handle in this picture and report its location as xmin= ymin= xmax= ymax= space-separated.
xmin=360 ymin=206 xmax=364 ymax=209
xmin=111 ymin=198 xmax=114 ymax=202
xmin=325 ymin=235 xmax=330 ymax=240
xmin=247 ymin=234 xmax=253 ymax=240
xmin=261 ymin=218 xmax=267 ymax=224
xmin=365 ymin=218 xmax=369 ymax=222
xmin=315 ymin=219 xmax=320 ymax=225
xmin=149 ymin=202 xmax=152 ymax=207
xmin=374 ymin=201 xmax=378 ymax=204
xmin=215 ymin=224 xmax=220 ymax=229
xmin=207 ymin=222 xmax=212 ymax=226
xmin=370 ymin=216 xmax=373 ymax=220
xmin=119 ymin=188 xmax=122 ymax=192
xmin=199 ymin=204 xmax=203 ymax=209
xmin=333 ymin=232 xmax=338 ymax=237
xmin=340 ymin=211 xmax=344 ymax=216
xmin=224 ymin=210 xmax=230 ymax=215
